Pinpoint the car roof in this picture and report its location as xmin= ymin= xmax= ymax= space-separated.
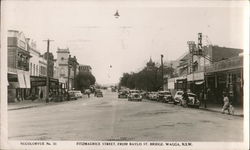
xmin=159 ymin=91 xmax=171 ymax=93
xmin=188 ymin=93 xmax=196 ymax=95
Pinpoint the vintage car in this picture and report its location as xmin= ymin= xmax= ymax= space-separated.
xmin=128 ymin=90 xmax=142 ymax=101
xmin=148 ymin=92 xmax=158 ymax=101
xmin=118 ymin=90 xmax=128 ymax=98
xmin=173 ymin=91 xmax=184 ymax=105
xmin=185 ymin=93 xmax=200 ymax=108
xmin=95 ymin=89 xmax=103 ymax=97
xmin=68 ymin=91 xmax=78 ymax=100
xmin=73 ymin=90 xmax=83 ymax=98
xmin=157 ymin=91 xmax=173 ymax=103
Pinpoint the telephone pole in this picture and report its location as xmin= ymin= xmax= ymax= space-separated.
xmin=67 ymin=54 xmax=71 ymax=100
xmin=161 ymin=54 xmax=164 ymax=90
xmin=43 ymin=39 xmax=54 ymax=103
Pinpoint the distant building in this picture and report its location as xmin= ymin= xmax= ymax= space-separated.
xmin=56 ymin=48 xmax=78 ymax=90
xmin=57 ymin=48 xmax=70 ymax=89
xmin=79 ymin=65 xmax=92 ymax=73
xmin=146 ymin=57 xmax=156 ymax=71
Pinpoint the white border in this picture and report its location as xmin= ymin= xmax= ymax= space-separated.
xmin=1 ymin=0 xmax=249 ymax=150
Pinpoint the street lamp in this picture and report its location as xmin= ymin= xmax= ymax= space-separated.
xmin=114 ymin=10 xmax=120 ymax=18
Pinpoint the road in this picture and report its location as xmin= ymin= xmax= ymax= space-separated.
xmin=8 ymin=90 xmax=243 ymax=141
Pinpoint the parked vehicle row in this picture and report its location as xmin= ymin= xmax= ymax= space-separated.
xmin=118 ymin=89 xmax=200 ymax=108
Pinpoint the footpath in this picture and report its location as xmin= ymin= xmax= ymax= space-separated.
xmin=8 ymin=95 xmax=89 ymax=111
xmin=8 ymin=99 xmax=57 ymax=111
xmin=199 ymin=103 xmax=243 ymax=117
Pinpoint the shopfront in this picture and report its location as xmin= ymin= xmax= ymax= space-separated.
xmin=30 ymin=76 xmax=60 ymax=100
xmin=8 ymin=70 xmax=31 ymax=102
xmin=187 ymin=71 xmax=204 ymax=95
xmin=205 ymin=56 xmax=243 ymax=106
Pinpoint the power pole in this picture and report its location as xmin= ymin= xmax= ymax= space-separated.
xmin=43 ymin=39 xmax=54 ymax=103
xmin=67 ymin=54 xmax=71 ymax=100
xmin=161 ymin=54 xmax=164 ymax=90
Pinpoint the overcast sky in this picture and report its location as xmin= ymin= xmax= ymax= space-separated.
xmin=2 ymin=0 xmax=247 ymax=85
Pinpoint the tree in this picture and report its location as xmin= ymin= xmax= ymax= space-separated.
xmin=75 ymin=72 xmax=96 ymax=91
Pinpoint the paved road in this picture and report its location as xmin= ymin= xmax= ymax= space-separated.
xmin=8 ymin=90 xmax=243 ymax=141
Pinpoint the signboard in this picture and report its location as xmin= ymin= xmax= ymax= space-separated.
xmin=31 ymin=81 xmax=46 ymax=87
xmin=187 ymin=72 xmax=204 ymax=81
xmin=24 ymin=71 xmax=31 ymax=88
xmin=168 ymin=80 xmax=175 ymax=89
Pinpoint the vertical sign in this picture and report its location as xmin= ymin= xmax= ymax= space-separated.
xmin=198 ymin=33 xmax=202 ymax=55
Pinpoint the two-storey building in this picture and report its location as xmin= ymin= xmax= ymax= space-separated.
xmin=7 ymin=30 xmax=31 ymax=102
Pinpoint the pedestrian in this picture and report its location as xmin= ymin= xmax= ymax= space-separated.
xmin=87 ymin=91 xmax=90 ymax=98
xmin=221 ymin=93 xmax=230 ymax=114
xmin=199 ymin=90 xmax=203 ymax=103
xmin=40 ymin=90 xmax=43 ymax=99
xmin=182 ymin=90 xmax=189 ymax=107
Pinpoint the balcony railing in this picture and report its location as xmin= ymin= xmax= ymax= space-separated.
xmin=205 ymin=56 xmax=243 ymax=73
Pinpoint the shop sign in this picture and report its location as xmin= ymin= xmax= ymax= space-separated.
xmin=31 ymin=81 xmax=46 ymax=87
xmin=187 ymin=72 xmax=204 ymax=81
xmin=168 ymin=80 xmax=175 ymax=89
xmin=24 ymin=71 xmax=31 ymax=88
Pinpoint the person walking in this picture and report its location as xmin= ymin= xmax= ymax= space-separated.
xmin=199 ymin=90 xmax=203 ymax=106
xmin=182 ymin=90 xmax=189 ymax=107
xmin=221 ymin=92 xmax=230 ymax=114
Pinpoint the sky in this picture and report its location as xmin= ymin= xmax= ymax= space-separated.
xmin=2 ymin=0 xmax=247 ymax=85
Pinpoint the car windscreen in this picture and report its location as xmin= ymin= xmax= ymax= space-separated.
xmin=188 ymin=94 xmax=196 ymax=97
xmin=177 ymin=92 xmax=183 ymax=95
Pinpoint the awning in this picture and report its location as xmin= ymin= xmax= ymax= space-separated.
xmin=24 ymin=71 xmax=31 ymax=88
xmin=195 ymin=81 xmax=204 ymax=85
xmin=17 ymin=70 xmax=26 ymax=88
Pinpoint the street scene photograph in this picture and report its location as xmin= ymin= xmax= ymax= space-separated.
xmin=2 ymin=0 xmax=247 ymax=145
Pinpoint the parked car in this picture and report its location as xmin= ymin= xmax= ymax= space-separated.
xmin=118 ymin=90 xmax=128 ymax=98
xmin=128 ymin=90 xmax=142 ymax=101
xmin=73 ymin=90 xmax=83 ymax=98
xmin=148 ymin=92 xmax=158 ymax=101
xmin=185 ymin=93 xmax=200 ymax=108
xmin=68 ymin=91 xmax=78 ymax=100
xmin=95 ymin=89 xmax=103 ymax=97
xmin=158 ymin=91 xmax=173 ymax=103
xmin=174 ymin=91 xmax=184 ymax=105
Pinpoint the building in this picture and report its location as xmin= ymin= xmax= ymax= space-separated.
xmin=165 ymin=44 xmax=243 ymax=101
xmin=7 ymin=30 xmax=31 ymax=102
xmin=28 ymin=39 xmax=47 ymax=100
xmin=79 ymin=65 xmax=92 ymax=73
xmin=205 ymin=55 xmax=243 ymax=106
xmin=57 ymin=48 xmax=78 ymax=90
xmin=68 ymin=56 xmax=79 ymax=89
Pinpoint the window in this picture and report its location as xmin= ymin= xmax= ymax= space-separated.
xmin=30 ymin=63 xmax=32 ymax=75
xmin=36 ymin=65 xmax=38 ymax=76
xmin=33 ymin=64 xmax=35 ymax=76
